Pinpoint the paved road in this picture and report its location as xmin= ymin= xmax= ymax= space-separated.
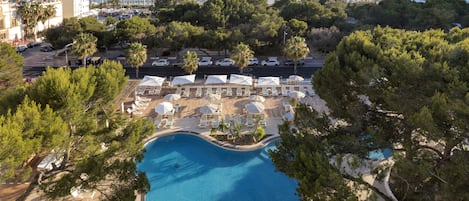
xmin=24 ymin=65 xmax=322 ymax=79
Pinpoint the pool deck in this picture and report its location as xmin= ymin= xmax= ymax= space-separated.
xmin=118 ymin=80 xmax=329 ymax=151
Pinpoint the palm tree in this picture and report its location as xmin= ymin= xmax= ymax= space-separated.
xmin=126 ymin=42 xmax=147 ymax=79
xmin=230 ymin=43 xmax=253 ymax=74
xmin=72 ymin=33 xmax=97 ymax=67
xmin=17 ymin=2 xmax=46 ymax=40
xmin=284 ymin=36 xmax=310 ymax=75
xmin=182 ymin=51 xmax=198 ymax=75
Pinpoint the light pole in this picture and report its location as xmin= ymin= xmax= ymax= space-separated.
xmin=65 ymin=43 xmax=72 ymax=66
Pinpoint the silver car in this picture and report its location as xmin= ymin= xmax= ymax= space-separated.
xmin=261 ymin=57 xmax=279 ymax=66
xmin=215 ymin=58 xmax=234 ymax=66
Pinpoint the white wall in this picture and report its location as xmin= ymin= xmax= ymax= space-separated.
xmin=0 ymin=1 xmax=63 ymax=41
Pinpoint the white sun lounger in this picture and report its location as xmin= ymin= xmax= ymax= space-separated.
xmin=182 ymin=88 xmax=190 ymax=97
xmin=244 ymin=88 xmax=251 ymax=96
xmin=198 ymin=119 xmax=207 ymax=128
xmin=262 ymin=87 xmax=269 ymax=96
xmin=245 ymin=117 xmax=255 ymax=127
xmin=205 ymin=87 xmax=212 ymax=96
xmin=134 ymin=100 xmax=149 ymax=108
xmin=272 ymin=88 xmax=279 ymax=96
xmin=236 ymin=88 xmax=243 ymax=96
xmin=281 ymin=86 xmax=288 ymax=96
xmin=195 ymin=87 xmax=202 ymax=98
xmin=226 ymin=88 xmax=233 ymax=97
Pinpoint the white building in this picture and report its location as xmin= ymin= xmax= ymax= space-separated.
xmin=0 ymin=0 xmax=63 ymax=42
xmin=62 ymin=0 xmax=90 ymax=18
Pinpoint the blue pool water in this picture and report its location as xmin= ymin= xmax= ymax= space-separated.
xmin=137 ymin=134 xmax=299 ymax=201
xmin=368 ymin=148 xmax=393 ymax=160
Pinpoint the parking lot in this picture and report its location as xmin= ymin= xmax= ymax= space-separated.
xmin=22 ymin=46 xmax=325 ymax=69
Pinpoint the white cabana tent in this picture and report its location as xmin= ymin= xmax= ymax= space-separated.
xmin=172 ymin=74 xmax=196 ymax=86
xmin=138 ymin=76 xmax=166 ymax=87
xmin=205 ymin=75 xmax=227 ymax=84
xmin=229 ymin=74 xmax=253 ymax=86
xmin=257 ymin=77 xmax=280 ymax=87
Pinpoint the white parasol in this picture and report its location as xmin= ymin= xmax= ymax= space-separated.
xmin=288 ymin=75 xmax=304 ymax=82
xmin=164 ymin=93 xmax=181 ymax=101
xmin=155 ymin=102 xmax=174 ymax=115
xmin=245 ymin=102 xmax=265 ymax=114
xmin=288 ymin=91 xmax=306 ymax=99
xmin=200 ymin=104 xmax=219 ymax=114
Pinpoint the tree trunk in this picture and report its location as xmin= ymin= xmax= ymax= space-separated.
xmin=136 ymin=66 xmax=139 ymax=79
xmin=33 ymin=27 xmax=37 ymax=41
xmin=60 ymin=144 xmax=71 ymax=169
xmin=240 ymin=66 xmax=243 ymax=74
xmin=294 ymin=62 xmax=297 ymax=75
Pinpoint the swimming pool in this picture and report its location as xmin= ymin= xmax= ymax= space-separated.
xmin=368 ymin=148 xmax=393 ymax=160
xmin=137 ymin=134 xmax=299 ymax=201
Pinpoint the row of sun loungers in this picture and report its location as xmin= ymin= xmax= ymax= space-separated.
xmin=155 ymin=115 xmax=174 ymax=129
xmin=198 ymin=115 xmax=221 ymax=128
xmin=178 ymin=87 xmax=252 ymax=98
xmin=171 ymin=85 xmax=314 ymax=99
xmin=199 ymin=113 xmax=266 ymax=129
xmin=127 ymin=96 xmax=152 ymax=116
xmin=136 ymin=88 xmax=161 ymax=95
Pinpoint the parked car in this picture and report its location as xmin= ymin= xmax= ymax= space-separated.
xmin=248 ymin=57 xmax=259 ymax=66
xmin=284 ymin=59 xmax=305 ymax=66
xmin=76 ymin=57 xmax=92 ymax=66
xmin=40 ymin=45 xmax=55 ymax=52
xmin=152 ymin=59 xmax=170 ymax=66
xmin=16 ymin=45 xmax=28 ymax=53
xmin=27 ymin=41 xmax=42 ymax=48
xmin=215 ymin=58 xmax=235 ymax=66
xmin=198 ymin=57 xmax=213 ymax=66
xmin=261 ymin=57 xmax=280 ymax=66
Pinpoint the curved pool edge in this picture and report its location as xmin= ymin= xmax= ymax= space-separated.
xmin=143 ymin=129 xmax=280 ymax=152
xmin=137 ymin=131 xmax=285 ymax=201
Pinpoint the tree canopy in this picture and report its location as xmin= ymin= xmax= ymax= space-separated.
xmin=230 ymin=42 xmax=254 ymax=74
xmin=126 ymin=42 xmax=147 ymax=78
xmin=72 ymin=33 xmax=98 ymax=66
xmin=17 ymin=2 xmax=44 ymax=40
xmin=348 ymin=0 xmax=469 ymax=30
xmin=115 ymin=16 xmax=157 ymax=42
xmin=0 ymin=42 xmax=23 ymax=93
xmin=182 ymin=50 xmax=198 ymax=74
xmin=44 ymin=17 xmax=113 ymax=49
xmin=272 ymin=26 xmax=469 ymax=201
xmin=0 ymin=61 xmax=152 ymax=199
xmin=284 ymin=36 xmax=309 ymax=74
